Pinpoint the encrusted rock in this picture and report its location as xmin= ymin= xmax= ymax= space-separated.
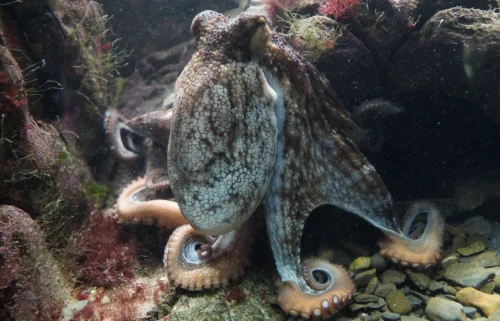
xmin=425 ymin=297 xmax=466 ymax=321
xmin=375 ymin=283 xmax=398 ymax=299
xmin=386 ymin=291 xmax=412 ymax=315
xmin=462 ymin=251 xmax=500 ymax=268
xmin=444 ymin=263 xmax=495 ymax=288
xmin=349 ymin=256 xmax=372 ymax=273
xmin=405 ymin=270 xmax=431 ymax=291
xmin=380 ymin=269 xmax=406 ymax=285
xmin=457 ymin=241 xmax=485 ymax=257
xmin=456 ymin=287 xmax=500 ymax=317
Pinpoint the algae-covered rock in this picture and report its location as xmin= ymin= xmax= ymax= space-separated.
xmin=167 ymin=273 xmax=285 ymax=321
xmin=386 ymin=291 xmax=412 ymax=315
xmin=0 ymin=205 xmax=67 ymax=321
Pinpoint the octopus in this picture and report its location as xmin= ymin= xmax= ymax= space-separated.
xmin=107 ymin=9 xmax=445 ymax=320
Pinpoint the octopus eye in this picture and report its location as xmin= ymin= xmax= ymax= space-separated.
xmin=256 ymin=16 xmax=266 ymax=25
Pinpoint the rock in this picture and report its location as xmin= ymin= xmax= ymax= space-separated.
xmin=386 ymin=291 xmax=412 ymax=315
xmin=399 ymin=286 xmax=411 ymax=295
xmin=101 ymin=295 xmax=110 ymax=304
xmin=349 ymin=297 xmax=386 ymax=312
xmin=480 ymin=281 xmax=496 ymax=294
xmin=444 ymin=263 xmax=495 ymax=288
xmin=489 ymin=311 xmax=500 ymax=321
xmin=354 ymin=294 xmax=379 ymax=304
xmin=371 ymin=253 xmax=388 ymax=272
xmin=406 ymin=294 xmax=423 ymax=309
xmin=381 ymin=312 xmax=401 ymax=321
xmin=425 ymin=297 xmax=466 ymax=321
xmin=428 ymin=280 xmax=444 ymax=293
xmin=441 ymin=255 xmax=460 ymax=269
xmin=463 ymin=307 xmax=477 ymax=317
xmin=365 ymin=277 xmax=379 ymax=295
xmin=355 ymin=268 xmax=377 ymax=287
xmin=457 ymin=241 xmax=485 ymax=257
xmin=462 ymin=251 xmax=500 ymax=268
xmin=375 ymin=283 xmax=398 ymax=299
xmin=401 ymin=316 xmax=426 ymax=321
xmin=380 ymin=269 xmax=407 ymax=285
xmin=459 ymin=216 xmax=491 ymax=237
xmin=409 ymin=291 xmax=430 ymax=304
xmin=405 ymin=270 xmax=431 ymax=291
xmin=349 ymin=257 xmax=372 ymax=273
xmin=444 ymin=284 xmax=458 ymax=295
xmin=456 ymin=287 xmax=500 ymax=317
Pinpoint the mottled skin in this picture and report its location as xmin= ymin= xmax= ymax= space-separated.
xmin=110 ymin=10 xmax=443 ymax=319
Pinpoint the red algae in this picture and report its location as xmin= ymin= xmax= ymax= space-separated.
xmin=74 ymin=213 xmax=137 ymax=287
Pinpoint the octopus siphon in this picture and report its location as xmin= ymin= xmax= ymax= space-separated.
xmin=107 ymin=9 xmax=444 ymax=320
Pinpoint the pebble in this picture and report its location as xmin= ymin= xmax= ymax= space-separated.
xmin=401 ymin=316 xmax=426 ymax=321
xmin=458 ymin=216 xmax=491 ymax=237
xmin=381 ymin=312 xmax=401 ymax=321
xmin=371 ymin=253 xmax=387 ymax=272
xmin=406 ymin=294 xmax=423 ymax=309
xmin=374 ymin=283 xmax=397 ymax=298
xmin=480 ymin=280 xmax=496 ymax=294
xmin=428 ymin=280 xmax=444 ymax=293
xmin=349 ymin=256 xmax=372 ymax=273
xmin=444 ymin=263 xmax=495 ymax=288
xmin=457 ymin=241 xmax=485 ymax=257
xmin=462 ymin=251 xmax=500 ymax=268
xmin=489 ymin=311 xmax=500 ymax=321
xmin=101 ymin=295 xmax=110 ymax=304
xmin=405 ymin=270 xmax=431 ymax=291
xmin=443 ymin=284 xmax=458 ymax=295
xmin=409 ymin=291 xmax=430 ymax=304
xmin=463 ymin=307 xmax=477 ymax=317
xmin=386 ymin=291 xmax=412 ymax=315
xmin=365 ymin=277 xmax=379 ymax=295
xmin=349 ymin=297 xmax=386 ymax=312
xmin=440 ymin=254 xmax=460 ymax=269
xmin=354 ymin=268 xmax=377 ymax=287
xmin=425 ymin=297 xmax=466 ymax=321
xmin=380 ymin=269 xmax=406 ymax=285
xmin=399 ymin=285 xmax=410 ymax=295
xmin=354 ymin=293 xmax=379 ymax=304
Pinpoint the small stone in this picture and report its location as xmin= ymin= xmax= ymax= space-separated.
xmin=409 ymin=291 xmax=430 ymax=304
xmin=444 ymin=263 xmax=495 ymax=288
xmin=443 ymin=284 xmax=458 ymax=295
xmin=425 ymin=297 xmax=466 ymax=321
xmin=386 ymin=291 xmax=412 ymax=315
xmin=441 ymin=254 xmax=460 ymax=269
xmin=381 ymin=312 xmax=401 ymax=321
xmin=349 ymin=256 xmax=372 ymax=273
xmin=354 ymin=293 xmax=379 ymax=304
xmin=100 ymin=295 xmax=110 ymax=304
xmin=462 ymin=251 xmax=500 ymax=268
xmin=480 ymin=281 xmax=496 ymax=294
xmin=458 ymin=216 xmax=491 ymax=237
xmin=405 ymin=270 xmax=431 ymax=291
xmin=406 ymin=294 xmax=423 ymax=309
xmin=456 ymin=287 xmax=500 ymax=317
xmin=489 ymin=311 xmax=500 ymax=321
xmin=354 ymin=268 xmax=377 ymax=287
xmin=463 ymin=306 xmax=477 ymax=317
xmin=399 ymin=286 xmax=410 ymax=295
xmin=380 ymin=269 xmax=406 ymax=285
xmin=457 ymin=241 xmax=485 ymax=257
xmin=371 ymin=253 xmax=387 ymax=272
xmin=365 ymin=277 xmax=379 ymax=295
xmin=401 ymin=316 xmax=426 ymax=321
xmin=367 ymin=311 xmax=381 ymax=321
xmin=349 ymin=297 xmax=386 ymax=312
xmin=374 ymin=283 xmax=397 ymax=298
xmin=428 ymin=280 xmax=444 ymax=293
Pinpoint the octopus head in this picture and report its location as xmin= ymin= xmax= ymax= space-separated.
xmin=168 ymin=11 xmax=278 ymax=236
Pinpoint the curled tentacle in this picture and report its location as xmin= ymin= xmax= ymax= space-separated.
xmin=115 ymin=177 xmax=187 ymax=227
xmin=277 ymin=258 xmax=355 ymax=319
xmin=105 ymin=109 xmax=142 ymax=161
xmin=145 ymin=168 xmax=171 ymax=190
xmin=164 ymin=218 xmax=254 ymax=290
xmin=378 ymin=201 xmax=444 ymax=268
